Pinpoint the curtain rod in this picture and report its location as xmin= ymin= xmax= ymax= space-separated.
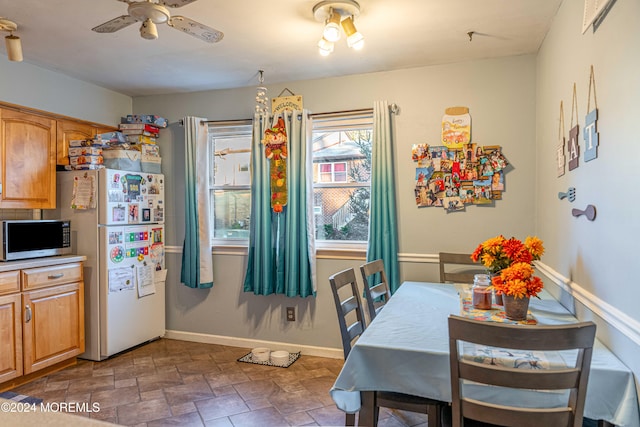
xmin=177 ymin=104 xmax=399 ymax=126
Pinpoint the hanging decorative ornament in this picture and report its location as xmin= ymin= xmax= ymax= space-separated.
xmin=255 ymin=70 xmax=269 ymax=115
xmin=583 ymin=65 xmax=599 ymax=162
xmin=568 ymin=83 xmax=580 ymax=171
xmin=262 ymin=117 xmax=288 ymax=213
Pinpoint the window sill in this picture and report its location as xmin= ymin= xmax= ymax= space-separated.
xmin=210 ymin=242 xmax=367 ymax=260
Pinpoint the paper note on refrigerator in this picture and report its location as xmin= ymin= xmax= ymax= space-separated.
xmin=71 ymin=174 xmax=96 ymax=209
xmin=109 ymin=267 xmax=135 ymax=293
xmin=137 ymin=264 xmax=156 ymax=297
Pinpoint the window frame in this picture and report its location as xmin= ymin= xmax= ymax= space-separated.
xmin=208 ymin=120 xmax=253 ymax=247
xmin=207 ymin=111 xmax=373 ymax=254
xmin=311 ymin=112 xmax=373 ymax=248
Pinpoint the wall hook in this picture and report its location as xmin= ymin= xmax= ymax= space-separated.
xmin=572 ymin=204 xmax=596 ymax=221
xmin=467 ymin=31 xmax=474 ymax=42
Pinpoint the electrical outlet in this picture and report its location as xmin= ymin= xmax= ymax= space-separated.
xmin=286 ymin=307 xmax=295 ymax=321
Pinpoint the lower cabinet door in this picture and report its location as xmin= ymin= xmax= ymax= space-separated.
xmin=22 ymin=282 xmax=84 ymax=374
xmin=0 ymin=293 xmax=22 ymax=383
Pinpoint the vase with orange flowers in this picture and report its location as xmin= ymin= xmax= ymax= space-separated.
xmin=491 ymin=262 xmax=545 ymax=320
xmin=471 ymin=235 xmax=545 ymax=308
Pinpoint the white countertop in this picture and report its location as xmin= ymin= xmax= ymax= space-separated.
xmin=0 ymin=255 xmax=87 ymax=272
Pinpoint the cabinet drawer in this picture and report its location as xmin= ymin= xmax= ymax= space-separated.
xmin=0 ymin=271 xmax=20 ymax=295
xmin=21 ymin=263 xmax=83 ymax=291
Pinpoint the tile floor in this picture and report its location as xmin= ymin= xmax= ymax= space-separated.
xmin=10 ymin=338 xmax=429 ymax=426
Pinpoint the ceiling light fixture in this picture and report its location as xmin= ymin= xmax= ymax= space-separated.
xmin=312 ymin=0 xmax=364 ymax=56
xmin=341 ymin=16 xmax=364 ymax=50
xmin=323 ymin=9 xmax=342 ymax=42
xmin=140 ymin=18 xmax=159 ymax=40
xmin=0 ymin=17 xmax=22 ymax=62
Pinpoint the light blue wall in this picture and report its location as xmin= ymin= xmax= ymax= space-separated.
xmin=535 ymin=0 xmax=640 ymax=380
xmin=134 ymin=54 xmax=538 ymax=351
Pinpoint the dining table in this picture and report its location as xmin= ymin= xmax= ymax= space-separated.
xmin=329 ymin=281 xmax=640 ymax=427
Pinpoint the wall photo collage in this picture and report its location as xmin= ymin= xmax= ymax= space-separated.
xmin=412 ymin=106 xmax=509 ymax=212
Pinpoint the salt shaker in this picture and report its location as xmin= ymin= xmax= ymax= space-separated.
xmin=472 ymin=274 xmax=492 ymax=309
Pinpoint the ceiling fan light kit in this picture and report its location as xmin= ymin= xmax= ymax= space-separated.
xmin=140 ymin=19 xmax=159 ymax=40
xmin=0 ymin=17 xmax=22 ymax=62
xmin=92 ymin=0 xmax=223 ymax=43
xmin=313 ymin=0 xmax=364 ymax=55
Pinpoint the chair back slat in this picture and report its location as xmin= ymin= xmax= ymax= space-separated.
xmin=360 ymin=259 xmax=392 ymax=321
xmin=439 ymin=252 xmax=485 ymax=284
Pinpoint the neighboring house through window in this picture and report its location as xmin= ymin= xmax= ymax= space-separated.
xmin=312 ymin=112 xmax=372 ymax=242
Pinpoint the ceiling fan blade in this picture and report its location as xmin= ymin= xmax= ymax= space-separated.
xmin=168 ymin=16 xmax=224 ymax=43
xmin=92 ymin=15 xmax=138 ymax=33
xmin=160 ymin=0 xmax=199 ymax=8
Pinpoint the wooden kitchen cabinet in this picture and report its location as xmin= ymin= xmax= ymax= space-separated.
xmin=0 ymin=259 xmax=84 ymax=391
xmin=22 ymin=282 xmax=84 ymax=374
xmin=56 ymin=119 xmax=95 ymax=166
xmin=0 ymin=293 xmax=22 ymax=384
xmin=0 ymin=108 xmax=56 ymax=209
xmin=56 ymin=119 xmax=117 ymax=166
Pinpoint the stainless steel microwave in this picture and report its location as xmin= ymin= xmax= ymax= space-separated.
xmin=0 ymin=220 xmax=72 ymax=261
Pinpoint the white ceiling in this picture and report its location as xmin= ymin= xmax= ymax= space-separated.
xmin=0 ymin=0 xmax=563 ymax=97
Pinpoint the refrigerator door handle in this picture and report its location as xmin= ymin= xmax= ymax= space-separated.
xmin=25 ymin=305 xmax=32 ymax=323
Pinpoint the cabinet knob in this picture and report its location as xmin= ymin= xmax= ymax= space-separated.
xmin=48 ymin=273 xmax=64 ymax=279
xmin=25 ymin=305 xmax=32 ymax=323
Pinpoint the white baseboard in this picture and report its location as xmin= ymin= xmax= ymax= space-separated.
xmin=164 ymin=329 xmax=344 ymax=359
xmin=536 ymin=261 xmax=640 ymax=348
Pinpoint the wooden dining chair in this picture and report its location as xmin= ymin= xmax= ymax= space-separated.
xmin=447 ymin=315 xmax=597 ymax=427
xmin=439 ymin=252 xmax=485 ymax=284
xmin=329 ymin=268 xmax=445 ymax=427
xmin=359 ymin=259 xmax=391 ymax=321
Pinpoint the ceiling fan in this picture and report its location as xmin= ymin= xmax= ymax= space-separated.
xmin=92 ymin=0 xmax=224 ymax=43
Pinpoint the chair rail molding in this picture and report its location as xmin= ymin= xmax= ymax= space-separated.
xmin=536 ymin=261 xmax=640 ymax=348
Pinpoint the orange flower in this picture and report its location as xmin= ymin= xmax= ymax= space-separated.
xmin=470 ymin=235 xmax=544 ymax=274
xmin=491 ymin=262 xmax=544 ymax=299
xmin=524 ymin=236 xmax=545 ymax=259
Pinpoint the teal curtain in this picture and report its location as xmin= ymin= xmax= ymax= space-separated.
xmin=367 ymin=101 xmax=400 ymax=293
xmin=244 ymin=111 xmax=316 ymax=297
xmin=180 ymin=116 xmax=214 ymax=289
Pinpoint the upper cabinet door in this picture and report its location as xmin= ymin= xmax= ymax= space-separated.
xmin=0 ymin=109 xmax=57 ymax=209
xmin=56 ymin=119 xmax=96 ymax=166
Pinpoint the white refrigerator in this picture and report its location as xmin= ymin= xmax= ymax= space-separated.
xmin=46 ymin=168 xmax=166 ymax=361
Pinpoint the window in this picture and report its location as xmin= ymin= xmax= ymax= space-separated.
xmin=208 ymin=113 xmax=373 ymax=246
xmin=208 ymin=121 xmax=253 ymax=243
xmin=318 ymin=162 xmax=347 ymax=183
xmin=312 ymin=113 xmax=373 ymax=242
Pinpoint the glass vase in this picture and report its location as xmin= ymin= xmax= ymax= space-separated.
xmin=491 ymin=272 xmax=503 ymax=305
xmin=502 ymin=294 xmax=530 ymax=321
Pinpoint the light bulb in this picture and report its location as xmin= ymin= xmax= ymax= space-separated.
xmin=318 ymin=37 xmax=334 ymax=56
xmin=323 ymin=10 xmax=341 ymax=42
xmin=341 ymin=16 xmax=364 ymax=50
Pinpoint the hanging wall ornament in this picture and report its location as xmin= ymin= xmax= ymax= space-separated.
xmin=568 ymin=84 xmax=580 ymax=171
xmin=442 ymin=106 xmax=471 ymax=149
xmin=557 ymin=101 xmax=566 ymax=177
xmin=255 ymin=70 xmax=269 ymax=115
xmin=262 ymin=117 xmax=288 ymax=213
xmin=584 ymin=65 xmax=599 ymax=162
